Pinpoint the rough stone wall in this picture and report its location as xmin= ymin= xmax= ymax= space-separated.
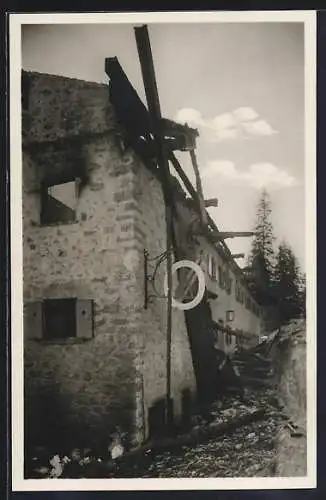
xmin=22 ymin=71 xmax=113 ymax=145
xmin=23 ymin=71 xmax=196 ymax=451
xmin=23 ymin=72 xmax=145 ymax=451
xmin=24 ymin=134 xmax=145 ymax=451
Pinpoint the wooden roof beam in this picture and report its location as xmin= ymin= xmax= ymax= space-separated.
xmin=204 ymin=198 xmax=219 ymax=208
xmin=211 ymin=231 xmax=256 ymax=241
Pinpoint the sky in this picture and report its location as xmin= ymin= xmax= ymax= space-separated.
xmin=22 ymin=21 xmax=305 ymax=270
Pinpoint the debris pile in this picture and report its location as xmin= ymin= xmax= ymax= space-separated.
xmin=25 ymin=319 xmax=307 ymax=479
xmin=25 ymin=388 xmax=287 ymax=479
xmin=231 ymin=318 xmax=306 ymax=391
xmin=273 ymin=318 xmax=307 ymax=476
xmin=232 ymin=347 xmax=275 ymax=390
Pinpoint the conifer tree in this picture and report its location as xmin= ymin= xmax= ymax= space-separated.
xmin=248 ymin=189 xmax=275 ymax=305
xmin=273 ymin=241 xmax=305 ymax=324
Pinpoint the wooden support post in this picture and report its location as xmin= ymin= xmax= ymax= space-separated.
xmin=135 ymin=25 xmax=174 ymax=429
xmin=168 ymin=152 xmax=241 ymax=259
xmin=189 ymin=149 xmax=207 ymax=228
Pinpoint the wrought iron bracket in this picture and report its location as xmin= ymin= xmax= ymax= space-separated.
xmin=144 ymin=248 xmax=174 ymax=309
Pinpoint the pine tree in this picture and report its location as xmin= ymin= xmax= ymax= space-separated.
xmin=248 ymin=189 xmax=276 ymax=305
xmin=273 ymin=241 xmax=305 ymax=324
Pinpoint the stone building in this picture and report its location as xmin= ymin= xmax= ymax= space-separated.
xmin=22 ymin=68 xmax=264 ymax=455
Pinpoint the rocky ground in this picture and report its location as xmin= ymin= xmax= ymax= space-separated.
xmin=274 ymin=320 xmax=307 ymax=476
xmin=27 ymin=388 xmax=294 ymax=479
xmin=26 ymin=319 xmax=307 ymax=479
xmin=115 ymin=389 xmax=282 ymax=479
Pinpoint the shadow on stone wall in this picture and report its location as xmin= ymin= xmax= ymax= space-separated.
xmin=25 ymin=382 xmax=75 ymax=455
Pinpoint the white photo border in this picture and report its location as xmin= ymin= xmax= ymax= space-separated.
xmin=9 ymin=10 xmax=317 ymax=491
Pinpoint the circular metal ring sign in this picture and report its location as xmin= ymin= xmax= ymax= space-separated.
xmin=163 ymin=260 xmax=206 ymax=311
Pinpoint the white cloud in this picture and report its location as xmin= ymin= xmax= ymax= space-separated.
xmin=202 ymin=160 xmax=300 ymax=189
xmin=211 ymin=112 xmax=237 ymax=130
xmin=174 ymin=106 xmax=278 ymax=142
xmin=242 ymin=120 xmax=277 ymax=136
xmin=213 ymin=127 xmax=239 ymax=142
xmin=174 ymin=108 xmax=205 ymax=127
xmin=233 ymin=106 xmax=258 ymax=122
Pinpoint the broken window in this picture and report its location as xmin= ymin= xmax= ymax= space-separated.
xmin=24 ymin=298 xmax=94 ymax=341
xmin=41 ymin=179 xmax=79 ymax=225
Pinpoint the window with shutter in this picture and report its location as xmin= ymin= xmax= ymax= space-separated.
xmin=24 ymin=298 xmax=94 ymax=341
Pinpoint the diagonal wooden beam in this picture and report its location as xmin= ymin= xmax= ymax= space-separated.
xmin=168 ymin=152 xmax=233 ymax=255
xmin=189 ymin=149 xmax=207 ymax=228
xmin=174 ymin=253 xmax=204 ymax=301
xmin=211 ymin=231 xmax=256 ymax=241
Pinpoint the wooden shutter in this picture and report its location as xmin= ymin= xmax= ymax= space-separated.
xmin=24 ymin=301 xmax=43 ymax=340
xmin=76 ymin=299 xmax=94 ymax=340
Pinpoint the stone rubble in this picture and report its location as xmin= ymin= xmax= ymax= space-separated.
xmin=26 ymin=319 xmax=307 ymax=479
